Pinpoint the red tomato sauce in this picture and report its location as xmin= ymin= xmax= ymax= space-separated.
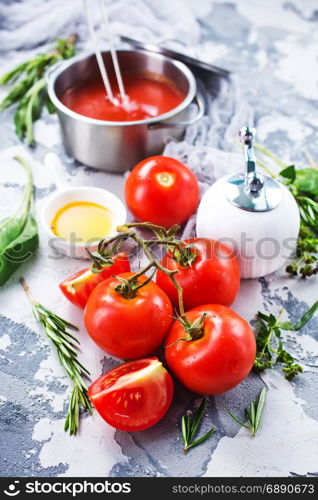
xmin=60 ymin=74 xmax=185 ymax=122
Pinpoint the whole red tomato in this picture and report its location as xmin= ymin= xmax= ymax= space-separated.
xmin=59 ymin=253 xmax=130 ymax=308
xmin=165 ymin=304 xmax=256 ymax=395
xmin=84 ymin=272 xmax=173 ymax=359
xmin=125 ymin=156 xmax=200 ymax=228
xmin=156 ymin=238 xmax=240 ymax=310
xmin=88 ymin=357 xmax=174 ymax=431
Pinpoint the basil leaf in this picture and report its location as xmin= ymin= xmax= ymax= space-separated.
xmin=279 ymin=165 xmax=296 ymax=182
xmin=0 ymin=157 xmax=39 ymax=286
xmin=278 ymin=321 xmax=293 ymax=330
xmin=0 ymin=215 xmax=39 ymax=286
xmin=295 ymin=168 xmax=318 ymax=197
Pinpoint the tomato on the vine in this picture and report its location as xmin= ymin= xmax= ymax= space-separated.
xmin=125 ymin=156 xmax=200 ymax=228
xmin=84 ymin=272 xmax=173 ymax=359
xmin=165 ymin=304 xmax=256 ymax=395
xmin=88 ymin=357 xmax=174 ymax=431
xmin=59 ymin=253 xmax=130 ymax=308
xmin=156 ymin=238 xmax=240 ymax=310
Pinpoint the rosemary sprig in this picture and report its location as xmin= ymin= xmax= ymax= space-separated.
xmin=20 ymin=277 xmax=92 ymax=434
xmin=181 ymin=399 xmax=215 ymax=453
xmin=228 ymin=388 xmax=267 ymax=436
xmin=0 ymin=35 xmax=77 ymax=145
xmin=254 ymin=301 xmax=318 ymax=380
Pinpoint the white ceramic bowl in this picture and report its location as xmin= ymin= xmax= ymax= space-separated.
xmin=41 ymin=186 xmax=127 ymax=259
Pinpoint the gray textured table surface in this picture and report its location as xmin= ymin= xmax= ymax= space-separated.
xmin=0 ymin=0 xmax=318 ymax=478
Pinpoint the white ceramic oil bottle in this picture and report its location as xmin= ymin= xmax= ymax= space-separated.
xmin=196 ymin=126 xmax=300 ymax=278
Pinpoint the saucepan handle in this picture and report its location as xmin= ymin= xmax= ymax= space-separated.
xmin=148 ymin=94 xmax=205 ymax=130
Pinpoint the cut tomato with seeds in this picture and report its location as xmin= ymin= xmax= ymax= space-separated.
xmin=59 ymin=253 xmax=130 ymax=308
xmin=88 ymin=357 xmax=174 ymax=431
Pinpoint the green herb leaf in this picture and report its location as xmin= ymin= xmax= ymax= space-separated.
xmin=283 ymin=362 xmax=303 ymax=381
xmin=294 ymin=301 xmax=318 ymax=330
xmin=227 ymin=411 xmax=250 ymax=429
xmin=185 ymin=428 xmax=216 ymax=451
xmin=279 ymin=165 xmax=296 ymax=183
xmin=180 ymin=399 xmax=215 ymax=453
xmin=0 ymin=61 xmax=28 ymax=85
xmin=254 ymin=303 xmax=318 ymax=379
xmin=228 ymin=388 xmax=267 ymax=436
xmin=278 ymin=321 xmax=294 ymax=330
xmin=20 ymin=277 xmax=92 ymax=435
xmin=250 ymin=145 xmax=318 ymax=279
xmin=295 ymin=168 xmax=318 ymax=197
xmin=188 ymin=398 xmax=207 ymax=443
xmin=0 ymin=157 xmax=39 ymax=286
xmin=254 ymin=387 xmax=267 ymax=434
xmin=181 ymin=415 xmax=189 ymax=448
xmin=0 ymin=34 xmax=77 ymax=144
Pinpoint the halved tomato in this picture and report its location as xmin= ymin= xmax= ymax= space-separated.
xmin=59 ymin=253 xmax=130 ymax=308
xmin=88 ymin=357 xmax=174 ymax=431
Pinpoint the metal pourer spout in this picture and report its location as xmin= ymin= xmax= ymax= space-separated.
xmin=223 ymin=125 xmax=282 ymax=212
xmin=239 ymin=126 xmax=264 ymax=198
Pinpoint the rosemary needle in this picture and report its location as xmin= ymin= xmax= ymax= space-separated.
xmin=181 ymin=398 xmax=215 ymax=453
xmin=228 ymin=387 xmax=267 ymax=436
xmin=20 ymin=277 xmax=92 ymax=435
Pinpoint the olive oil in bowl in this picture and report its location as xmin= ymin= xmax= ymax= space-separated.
xmin=51 ymin=201 xmax=114 ymax=242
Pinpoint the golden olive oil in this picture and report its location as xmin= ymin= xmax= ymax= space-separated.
xmin=51 ymin=201 xmax=114 ymax=242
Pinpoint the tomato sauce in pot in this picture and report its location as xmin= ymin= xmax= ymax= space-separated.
xmin=60 ymin=74 xmax=185 ymax=122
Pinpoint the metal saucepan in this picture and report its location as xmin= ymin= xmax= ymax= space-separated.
xmin=46 ymin=49 xmax=204 ymax=173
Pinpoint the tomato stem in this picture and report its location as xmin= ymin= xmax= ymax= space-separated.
xmin=124 ymin=223 xmax=198 ymax=266
xmin=90 ymin=222 xmax=196 ymax=320
xmin=166 ymin=312 xmax=207 ymax=348
xmin=118 ymin=222 xmax=197 ymax=267
xmin=87 ymin=232 xmax=131 ymax=274
xmin=91 ymin=222 xmax=209 ymax=342
xmin=128 ymin=261 xmax=154 ymax=282
xmin=118 ymin=222 xmax=179 ymax=238
xmin=117 ymin=224 xmax=187 ymax=316
xmin=166 ymin=272 xmax=186 ymax=317
xmin=114 ymin=276 xmax=139 ymax=299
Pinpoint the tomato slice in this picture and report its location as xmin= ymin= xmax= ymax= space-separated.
xmin=59 ymin=253 xmax=130 ymax=308
xmin=88 ymin=357 xmax=174 ymax=431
